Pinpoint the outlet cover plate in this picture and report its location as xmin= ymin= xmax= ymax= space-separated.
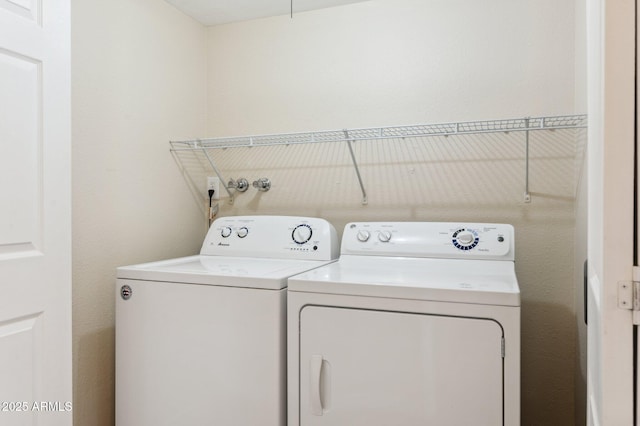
xmin=207 ymin=176 xmax=220 ymax=200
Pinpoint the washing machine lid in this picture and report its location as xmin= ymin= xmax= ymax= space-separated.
xmin=287 ymin=255 xmax=520 ymax=306
xmin=117 ymin=255 xmax=336 ymax=290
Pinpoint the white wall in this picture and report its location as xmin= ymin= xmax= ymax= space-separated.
xmin=207 ymin=0 xmax=576 ymax=136
xmin=203 ymin=1 xmax=579 ymax=424
xmin=71 ymin=0 xmax=207 ymax=424
xmin=574 ymin=0 xmax=587 ymax=424
xmin=69 ymin=0 xmax=584 ymax=424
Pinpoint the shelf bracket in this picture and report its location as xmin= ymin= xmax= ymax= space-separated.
xmin=343 ymin=130 xmax=368 ymax=205
xmin=523 ymin=117 xmax=531 ymax=203
xmin=199 ymin=143 xmax=234 ymax=204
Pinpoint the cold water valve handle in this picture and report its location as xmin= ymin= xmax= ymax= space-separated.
xmin=252 ymin=178 xmax=271 ymax=192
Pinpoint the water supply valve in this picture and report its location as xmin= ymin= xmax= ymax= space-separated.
xmin=252 ymin=178 xmax=271 ymax=192
xmin=228 ymin=178 xmax=249 ymax=192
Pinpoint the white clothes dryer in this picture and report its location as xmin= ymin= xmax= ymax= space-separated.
xmin=116 ymin=216 xmax=338 ymax=426
xmin=287 ymin=222 xmax=520 ymax=426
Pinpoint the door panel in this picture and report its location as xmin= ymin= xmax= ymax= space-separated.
xmin=0 ymin=0 xmax=39 ymax=23
xmin=0 ymin=314 xmax=42 ymax=424
xmin=300 ymin=307 xmax=503 ymax=426
xmin=0 ymin=2 xmax=71 ymax=424
xmin=0 ymin=48 xmax=41 ymax=256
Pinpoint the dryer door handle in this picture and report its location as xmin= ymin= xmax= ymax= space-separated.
xmin=310 ymin=355 xmax=324 ymax=416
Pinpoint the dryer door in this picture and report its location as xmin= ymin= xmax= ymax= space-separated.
xmin=299 ymin=306 xmax=504 ymax=426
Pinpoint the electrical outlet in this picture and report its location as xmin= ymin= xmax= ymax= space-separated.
xmin=207 ymin=176 xmax=220 ymax=200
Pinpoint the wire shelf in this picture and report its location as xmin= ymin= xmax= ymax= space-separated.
xmin=170 ymin=114 xmax=587 ymax=205
xmin=169 ymin=114 xmax=587 ymax=151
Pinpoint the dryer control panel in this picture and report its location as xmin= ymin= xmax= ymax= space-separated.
xmin=201 ymin=216 xmax=339 ymax=260
xmin=341 ymin=222 xmax=514 ymax=261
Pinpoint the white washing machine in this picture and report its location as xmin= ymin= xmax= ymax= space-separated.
xmin=116 ymin=215 xmax=338 ymax=426
xmin=287 ymin=222 xmax=520 ymax=426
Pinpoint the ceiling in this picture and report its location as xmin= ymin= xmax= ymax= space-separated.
xmin=164 ymin=0 xmax=372 ymax=26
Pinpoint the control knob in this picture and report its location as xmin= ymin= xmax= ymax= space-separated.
xmin=456 ymin=231 xmax=475 ymax=245
xmin=356 ymin=230 xmax=370 ymax=242
xmin=452 ymin=228 xmax=479 ymax=250
xmin=292 ymin=224 xmax=312 ymax=244
xmin=378 ymin=231 xmax=392 ymax=243
xmin=221 ymin=226 xmax=232 ymax=238
xmin=237 ymin=227 xmax=248 ymax=238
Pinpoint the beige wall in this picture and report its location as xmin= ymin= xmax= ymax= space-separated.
xmin=71 ymin=0 xmax=207 ymax=424
xmin=203 ymin=1 xmax=579 ymax=424
xmin=574 ymin=139 xmax=588 ymax=426
xmin=206 ymin=0 xmax=576 ymax=136
xmin=70 ymin=0 xmax=584 ymax=424
xmin=573 ymin=0 xmax=587 ymax=424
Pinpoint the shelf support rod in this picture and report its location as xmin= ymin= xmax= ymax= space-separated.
xmin=201 ymin=146 xmax=234 ymax=204
xmin=343 ymin=130 xmax=368 ymax=205
xmin=524 ymin=117 xmax=531 ymax=203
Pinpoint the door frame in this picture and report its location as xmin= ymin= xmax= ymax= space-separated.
xmin=586 ymin=0 xmax=636 ymax=424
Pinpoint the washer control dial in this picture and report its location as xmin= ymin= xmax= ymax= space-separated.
xmin=356 ymin=230 xmax=370 ymax=242
xmin=237 ymin=227 xmax=249 ymax=238
xmin=452 ymin=228 xmax=479 ymax=250
xmin=292 ymin=224 xmax=313 ymax=245
xmin=221 ymin=226 xmax=232 ymax=238
xmin=378 ymin=230 xmax=392 ymax=243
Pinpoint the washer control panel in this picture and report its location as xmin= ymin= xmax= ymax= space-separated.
xmin=201 ymin=216 xmax=339 ymax=260
xmin=342 ymin=222 xmax=514 ymax=261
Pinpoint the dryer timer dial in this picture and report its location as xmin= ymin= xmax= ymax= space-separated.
xmin=452 ymin=228 xmax=479 ymax=250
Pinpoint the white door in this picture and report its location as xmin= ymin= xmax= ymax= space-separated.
xmin=586 ymin=0 xmax=636 ymax=425
xmin=0 ymin=1 xmax=72 ymax=425
xmin=299 ymin=307 xmax=503 ymax=426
